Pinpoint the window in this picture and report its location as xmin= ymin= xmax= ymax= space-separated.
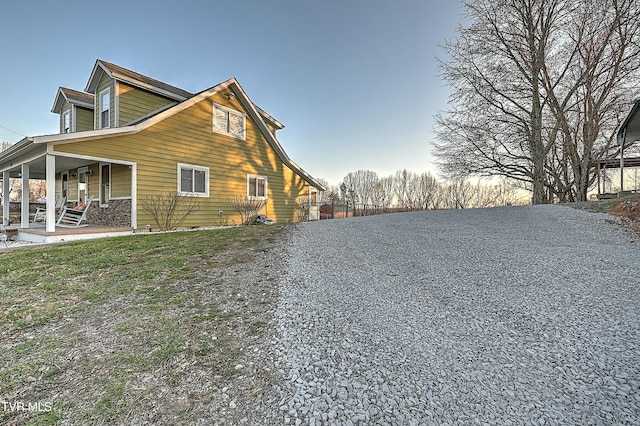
xmin=178 ymin=164 xmax=209 ymax=197
xmin=100 ymin=163 xmax=110 ymax=206
xmin=77 ymin=168 xmax=88 ymax=203
xmin=99 ymin=89 xmax=110 ymax=129
xmin=247 ymin=174 xmax=267 ymax=200
xmin=213 ymin=103 xmax=245 ymax=139
xmin=61 ymin=171 xmax=69 ymax=198
xmin=62 ymin=110 xmax=70 ymax=133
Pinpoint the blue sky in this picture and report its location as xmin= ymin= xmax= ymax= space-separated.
xmin=0 ymin=0 xmax=463 ymax=186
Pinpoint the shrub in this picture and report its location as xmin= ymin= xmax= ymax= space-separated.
xmin=228 ymin=196 xmax=266 ymax=225
xmin=295 ymin=197 xmax=310 ymax=222
xmin=140 ymin=192 xmax=200 ymax=231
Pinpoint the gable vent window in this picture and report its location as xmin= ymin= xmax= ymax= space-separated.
xmin=99 ymin=89 xmax=110 ymax=129
xmin=213 ymin=103 xmax=245 ymax=140
xmin=178 ymin=163 xmax=209 ymax=197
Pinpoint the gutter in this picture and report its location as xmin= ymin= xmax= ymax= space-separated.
xmin=0 ymin=137 xmax=34 ymax=160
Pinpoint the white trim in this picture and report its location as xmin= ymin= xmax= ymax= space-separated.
xmin=247 ymin=174 xmax=268 ymax=200
xmin=109 ymin=196 xmax=132 ymax=200
xmin=21 ymin=164 xmax=29 ymax=228
xmin=177 ymin=163 xmax=209 ymax=197
xmin=99 ymin=87 xmax=111 ymax=129
xmin=71 ymin=105 xmax=77 ymax=132
xmin=131 ymin=163 xmax=137 ymax=229
xmin=115 ymin=81 xmax=120 ymax=128
xmin=2 ymin=171 xmax=10 ymax=226
xmin=62 ymin=109 xmax=71 ymax=134
xmin=46 ymin=155 xmax=56 ymax=232
xmin=212 ymin=102 xmax=246 ymax=140
xmin=47 ymin=151 xmax=136 ymax=166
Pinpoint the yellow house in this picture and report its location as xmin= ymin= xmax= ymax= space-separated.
xmin=0 ymin=60 xmax=325 ymax=237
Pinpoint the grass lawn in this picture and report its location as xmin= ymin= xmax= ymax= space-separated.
xmin=0 ymin=224 xmax=286 ymax=425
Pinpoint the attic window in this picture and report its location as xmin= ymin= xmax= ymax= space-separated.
xmin=213 ymin=103 xmax=245 ymax=140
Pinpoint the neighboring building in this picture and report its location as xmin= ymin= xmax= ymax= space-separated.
xmin=0 ymin=60 xmax=324 ymax=232
xmin=319 ymin=203 xmax=353 ymax=219
xmin=593 ymin=99 xmax=640 ymax=197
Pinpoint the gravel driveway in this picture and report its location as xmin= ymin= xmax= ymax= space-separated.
xmin=270 ymin=205 xmax=640 ymax=425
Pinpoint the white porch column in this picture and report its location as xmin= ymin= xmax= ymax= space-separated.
xmin=21 ymin=164 xmax=30 ymax=228
xmin=130 ymin=164 xmax=137 ymax=230
xmin=2 ymin=171 xmax=9 ymax=226
xmin=46 ymin=154 xmax=56 ymax=232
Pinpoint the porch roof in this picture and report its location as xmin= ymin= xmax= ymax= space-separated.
xmin=618 ymin=99 xmax=640 ymax=148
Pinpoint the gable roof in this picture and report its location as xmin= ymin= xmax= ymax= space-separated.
xmin=34 ymin=77 xmax=325 ymax=191
xmin=82 ymin=60 xmax=285 ymax=130
xmin=51 ymin=87 xmax=94 ymax=113
xmin=85 ymin=59 xmax=194 ymax=101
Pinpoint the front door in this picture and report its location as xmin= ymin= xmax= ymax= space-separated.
xmin=78 ymin=169 xmax=88 ymax=203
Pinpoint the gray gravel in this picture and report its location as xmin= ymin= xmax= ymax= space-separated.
xmin=270 ymin=205 xmax=640 ymax=425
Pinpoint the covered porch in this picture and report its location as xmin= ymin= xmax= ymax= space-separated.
xmin=3 ymin=222 xmax=134 ymax=244
xmin=1 ymin=137 xmax=137 ymax=239
xmin=592 ymin=99 xmax=640 ymax=199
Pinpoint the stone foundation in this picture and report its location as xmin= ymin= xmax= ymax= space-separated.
xmin=87 ymin=199 xmax=131 ymax=227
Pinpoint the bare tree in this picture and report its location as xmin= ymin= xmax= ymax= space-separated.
xmin=543 ymin=0 xmax=640 ymax=201
xmin=393 ymin=169 xmax=413 ymax=210
xmin=410 ymin=172 xmax=440 ymax=210
xmin=341 ymin=170 xmax=379 ymax=215
xmin=376 ymin=175 xmax=395 ymax=212
xmin=434 ymin=0 xmax=640 ymax=204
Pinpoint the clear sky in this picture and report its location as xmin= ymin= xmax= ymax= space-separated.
xmin=0 ymin=0 xmax=463 ymax=186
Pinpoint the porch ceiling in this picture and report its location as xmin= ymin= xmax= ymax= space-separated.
xmin=3 ymin=155 xmax=96 ymax=180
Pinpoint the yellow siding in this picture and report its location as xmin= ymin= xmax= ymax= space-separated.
xmin=118 ymin=83 xmax=176 ymax=126
xmin=111 ymin=164 xmax=131 ymax=197
xmin=67 ymin=173 xmax=79 ymax=202
xmin=87 ymin=164 xmax=100 ymax=200
xmin=55 ymin=174 xmax=61 ymax=199
xmin=53 ymin=91 xmax=313 ymax=228
xmin=76 ymin=106 xmax=94 ymax=132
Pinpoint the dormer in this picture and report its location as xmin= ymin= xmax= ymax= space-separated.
xmin=51 ymin=87 xmax=95 ymax=133
xmin=84 ymin=59 xmax=194 ymax=129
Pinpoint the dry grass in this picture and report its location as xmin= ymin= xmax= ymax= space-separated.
xmin=0 ymin=224 xmax=287 ymax=425
xmin=574 ymin=194 xmax=640 ymax=235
